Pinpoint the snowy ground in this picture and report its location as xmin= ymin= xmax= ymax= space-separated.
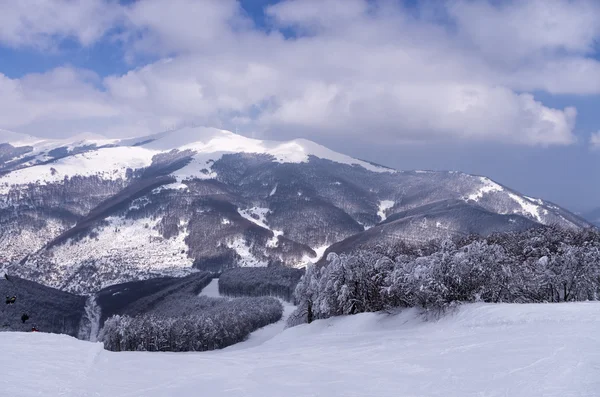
xmin=198 ymin=278 xmax=223 ymax=298
xmin=1 ymin=302 xmax=600 ymax=397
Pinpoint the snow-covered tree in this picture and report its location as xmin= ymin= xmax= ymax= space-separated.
xmin=289 ymin=226 xmax=600 ymax=325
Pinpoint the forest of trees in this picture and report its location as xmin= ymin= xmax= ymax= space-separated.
xmin=218 ymin=267 xmax=304 ymax=302
xmin=100 ymin=296 xmax=283 ymax=352
xmin=97 ymin=270 xmax=285 ymax=352
xmin=96 ymin=272 xmax=214 ymax=326
xmin=0 ymin=275 xmax=85 ymax=335
xmin=288 ymin=226 xmax=600 ymax=326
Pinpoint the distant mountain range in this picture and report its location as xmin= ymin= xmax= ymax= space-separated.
xmin=582 ymin=207 xmax=600 ymax=227
xmin=0 ymin=127 xmax=593 ymax=294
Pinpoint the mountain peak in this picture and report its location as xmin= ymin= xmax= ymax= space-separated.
xmin=0 ymin=129 xmax=40 ymax=146
xmin=120 ymin=126 xmax=395 ymax=174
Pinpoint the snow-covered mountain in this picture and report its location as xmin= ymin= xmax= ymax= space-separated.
xmin=0 ymin=127 xmax=592 ymax=293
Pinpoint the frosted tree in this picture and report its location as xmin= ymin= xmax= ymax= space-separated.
xmin=287 ymin=264 xmax=321 ymax=326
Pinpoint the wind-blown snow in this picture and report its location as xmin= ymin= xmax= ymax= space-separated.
xmin=1 ymin=302 xmax=599 ymax=396
xmin=377 ymin=200 xmax=395 ymax=221
xmin=466 ymin=177 xmax=504 ymax=201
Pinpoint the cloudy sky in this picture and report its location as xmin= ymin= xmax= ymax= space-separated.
xmin=0 ymin=0 xmax=599 ymax=212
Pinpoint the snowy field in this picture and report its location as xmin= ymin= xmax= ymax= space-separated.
xmin=1 ymin=302 xmax=599 ymax=397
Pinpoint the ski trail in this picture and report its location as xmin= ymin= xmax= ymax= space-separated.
xmin=223 ymin=300 xmax=296 ymax=352
xmin=198 ymin=278 xmax=297 ymax=350
xmin=198 ymin=278 xmax=223 ymax=298
xmin=78 ymin=296 xmax=101 ymax=342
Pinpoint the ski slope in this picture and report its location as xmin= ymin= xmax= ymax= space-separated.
xmin=198 ymin=278 xmax=297 ymax=351
xmin=1 ymin=302 xmax=599 ymax=396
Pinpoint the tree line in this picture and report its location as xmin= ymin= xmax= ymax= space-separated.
xmin=100 ymin=296 xmax=283 ymax=352
xmin=288 ymin=226 xmax=600 ymax=326
xmin=218 ymin=267 xmax=304 ymax=303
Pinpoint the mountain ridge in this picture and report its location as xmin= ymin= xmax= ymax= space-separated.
xmin=0 ymin=126 xmax=593 ymax=293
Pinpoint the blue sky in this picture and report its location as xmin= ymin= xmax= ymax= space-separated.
xmin=0 ymin=0 xmax=281 ymax=79
xmin=0 ymin=0 xmax=599 ymax=212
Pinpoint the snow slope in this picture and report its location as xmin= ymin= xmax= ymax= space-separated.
xmin=465 ymin=176 xmax=504 ymax=201
xmin=197 ymin=278 xmax=222 ymax=298
xmin=140 ymin=127 xmax=394 ymax=173
xmin=41 ymin=215 xmax=195 ymax=292
xmin=77 ymin=296 xmax=101 ymax=342
xmin=1 ymin=302 xmax=599 ymax=397
xmin=0 ymin=146 xmax=156 ymax=195
xmin=377 ymin=200 xmax=395 ymax=221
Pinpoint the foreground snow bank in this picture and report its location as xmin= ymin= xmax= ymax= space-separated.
xmin=1 ymin=302 xmax=599 ymax=397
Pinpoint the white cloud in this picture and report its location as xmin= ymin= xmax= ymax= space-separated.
xmin=0 ymin=68 xmax=117 ymax=129
xmin=0 ymin=0 xmax=598 ymax=146
xmin=591 ymin=132 xmax=600 ymax=149
xmin=0 ymin=0 xmax=122 ymax=49
xmin=448 ymin=0 xmax=600 ymax=60
xmin=122 ymin=0 xmax=250 ymax=56
xmin=266 ymin=0 xmax=370 ymax=34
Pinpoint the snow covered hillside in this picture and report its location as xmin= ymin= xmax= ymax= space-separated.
xmin=1 ymin=302 xmax=599 ymax=397
xmin=0 ymin=126 xmax=594 ymax=293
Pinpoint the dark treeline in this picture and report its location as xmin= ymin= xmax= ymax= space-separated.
xmin=96 ymin=271 xmax=213 ymax=326
xmin=288 ymin=226 xmax=600 ymax=326
xmin=98 ymin=271 xmax=284 ymax=352
xmin=96 ymin=276 xmax=190 ymax=324
xmin=218 ymin=267 xmax=304 ymax=302
xmin=100 ymin=297 xmax=283 ymax=352
xmin=0 ymin=275 xmax=85 ymax=335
